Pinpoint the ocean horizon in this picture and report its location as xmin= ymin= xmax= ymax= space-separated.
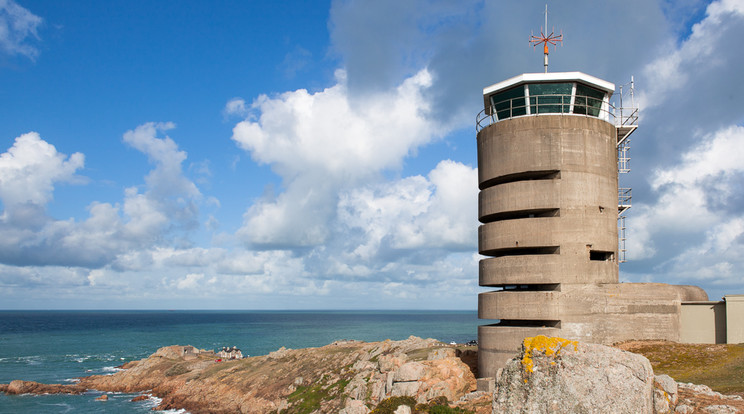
xmin=0 ymin=310 xmax=480 ymax=413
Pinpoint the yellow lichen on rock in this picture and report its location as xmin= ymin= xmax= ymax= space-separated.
xmin=520 ymin=336 xmax=578 ymax=373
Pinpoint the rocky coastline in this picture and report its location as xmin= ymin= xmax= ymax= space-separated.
xmin=0 ymin=336 xmax=486 ymax=413
xmin=2 ymin=336 xmax=743 ymax=413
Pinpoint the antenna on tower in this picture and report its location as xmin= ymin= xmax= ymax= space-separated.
xmin=529 ymin=4 xmax=563 ymax=73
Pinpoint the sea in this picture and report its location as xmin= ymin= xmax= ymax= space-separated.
xmin=0 ymin=310 xmax=480 ymax=413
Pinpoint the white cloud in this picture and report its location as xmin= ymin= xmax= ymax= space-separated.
xmin=123 ymin=122 xmax=200 ymax=201
xmin=338 ymin=160 xmax=478 ymax=261
xmin=233 ymin=69 xmax=436 ymax=178
xmin=176 ymin=273 xmax=204 ymax=290
xmin=224 ymin=98 xmax=248 ymax=118
xmin=232 ymin=68 xmax=445 ymax=247
xmin=0 ymin=132 xmax=84 ymax=208
xmin=0 ymin=0 xmax=42 ymax=60
xmin=0 ymin=124 xmax=203 ymax=268
xmin=626 ymin=125 xmax=744 ymax=294
xmin=640 ymin=0 xmax=744 ymax=110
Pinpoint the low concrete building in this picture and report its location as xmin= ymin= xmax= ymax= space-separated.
xmin=680 ymin=295 xmax=744 ymax=344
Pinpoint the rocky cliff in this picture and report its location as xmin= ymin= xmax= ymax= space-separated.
xmin=0 ymin=336 xmax=480 ymax=413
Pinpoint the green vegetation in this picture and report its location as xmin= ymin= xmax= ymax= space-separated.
xmin=284 ymin=377 xmax=351 ymax=414
xmin=371 ymin=396 xmax=474 ymax=414
xmin=405 ymin=347 xmax=438 ymax=361
xmin=371 ymin=396 xmax=416 ymax=413
xmin=164 ymin=363 xmax=190 ymax=377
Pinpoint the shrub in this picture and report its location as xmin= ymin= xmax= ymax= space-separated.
xmin=371 ymin=396 xmax=417 ymax=414
xmin=164 ymin=363 xmax=190 ymax=377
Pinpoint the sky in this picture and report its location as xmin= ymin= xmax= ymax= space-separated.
xmin=0 ymin=0 xmax=742 ymax=309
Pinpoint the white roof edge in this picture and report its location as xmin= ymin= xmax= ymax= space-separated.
xmin=483 ymin=72 xmax=616 ymax=96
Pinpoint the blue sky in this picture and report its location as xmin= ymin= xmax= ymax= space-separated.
xmin=1 ymin=0 xmax=742 ymax=309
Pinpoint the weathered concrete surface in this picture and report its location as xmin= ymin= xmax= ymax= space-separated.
xmin=478 ymin=282 xmax=708 ymax=378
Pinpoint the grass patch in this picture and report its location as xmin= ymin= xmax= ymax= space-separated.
xmin=372 ymin=396 xmax=474 ymax=414
xmin=284 ymin=377 xmax=351 ymax=414
xmin=371 ymin=396 xmax=416 ymax=414
xmin=618 ymin=341 xmax=744 ymax=395
xmin=164 ymin=363 xmax=190 ymax=377
xmin=405 ymin=347 xmax=437 ymax=361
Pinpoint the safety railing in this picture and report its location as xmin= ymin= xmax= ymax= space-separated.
xmin=618 ymin=187 xmax=632 ymax=214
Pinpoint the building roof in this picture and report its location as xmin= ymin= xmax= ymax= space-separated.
xmin=482 ymin=72 xmax=615 ymax=109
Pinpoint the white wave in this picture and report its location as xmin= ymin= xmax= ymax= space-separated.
xmin=19 ymin=355 xmax=43 ymax=365
xmin=63 ymin=378 xmax=81 ymax=383
xmin=140 ymin=394 xmax=161 ymax=409
xmin=40 ymin=402 xmax=73 ymax=413
xmin=135 ymin=393 xmax=189 ymax=413
xmin=101 ymin=366 xmax=124 ymax=374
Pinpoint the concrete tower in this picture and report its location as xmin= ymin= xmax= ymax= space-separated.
xmin=475 ymin=72 xmax=707 ymax=379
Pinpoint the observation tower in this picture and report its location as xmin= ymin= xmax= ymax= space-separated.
xmin=474 ymin=10 xmax=706 ymax=379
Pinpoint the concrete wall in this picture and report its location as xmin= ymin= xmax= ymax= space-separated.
xmin=679 ymin=295 xmax=744 ymax=344
xmin=726 ymin=295 xmax=744 ymax=343
xmin=680 ymin=301 xmax=726 ymax=344
xmin=477 ymin=115 xmax=619 ymax=287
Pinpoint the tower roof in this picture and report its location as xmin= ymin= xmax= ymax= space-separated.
xmin=483 ymin=72 xmax=615 ymax=109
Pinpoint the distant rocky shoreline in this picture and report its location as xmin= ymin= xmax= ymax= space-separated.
xmin=2 ymin=336 xmax=743 ymax=413
xmin=0 ymin=336 xmax=486 ymax=413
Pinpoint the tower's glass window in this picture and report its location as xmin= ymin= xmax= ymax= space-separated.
xmin=491 ymin=86 xmax=526 ymax=120
xmin=528 ymin=83 xmax=572 ymax=114
xmin=574 ymin=83 xmax=605 ymax=117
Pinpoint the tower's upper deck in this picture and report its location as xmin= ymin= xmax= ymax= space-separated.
xmin=477 ymin=71 xmax=617 ymax=132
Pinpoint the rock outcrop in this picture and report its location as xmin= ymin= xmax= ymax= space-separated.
xmin=493 ymin=335 xmax=656 ymax=413
xmin=1 ymin=336 xmax=477 ymax=414
xmin=0 ymin=380 xmax=86 ymax=395
xmin=491 ymin=335 xmax=744 ymax=414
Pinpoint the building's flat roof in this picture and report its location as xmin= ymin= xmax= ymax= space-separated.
xmin=483 ymin=71 xmax=616 ymax=96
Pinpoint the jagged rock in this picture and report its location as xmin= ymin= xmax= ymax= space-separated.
xmin=131 ymin=395 xmax=149 ymax=402
xmin=95 ymin=394 xmax=108 ymax=401
xmin=654 ymin=374 xmax=678 ymax=413
xmin=339 ymin=399 xmax=370 ymax=414
xmin=391 ymin=381 xmax=421 ymax=397
xmin=428 ymin=348 xmax=456 ymax=360
xmin=394 ymin=405 xmax=412 ymax=414
xmin=394 ymin=362 xmax=426 ymax=382
xmin=675 ymin=405 xmax=694 ymax=414
xmin=676 ymin=382 xmax=744 ymax=414
xmin=702 ymin=406 xmax=739 ymax=414
xmin=379 ymin=353 xmax=408 ymax=372
xmin=268 ymin=346 xmax=290 ymax=359
xmin=492 ymin=335 xmax=656 ymax=413
xmin=678 ymin=383 xmax=743 ymax=401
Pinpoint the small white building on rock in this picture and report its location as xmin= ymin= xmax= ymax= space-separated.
xmin=217 ymin=346 xmax=243 ymax=360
